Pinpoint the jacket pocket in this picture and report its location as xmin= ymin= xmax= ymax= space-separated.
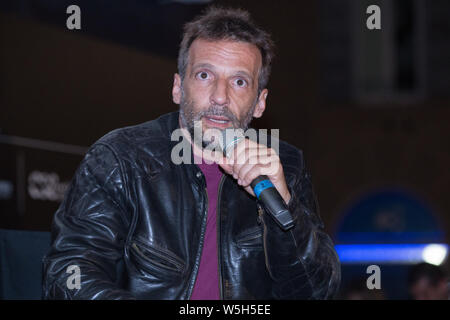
xmin=235 ymin=227 xmax=263 ymax=249
xmin=130 ymin=238 xmax=185 ymax=276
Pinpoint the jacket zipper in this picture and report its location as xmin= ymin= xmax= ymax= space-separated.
xmin=259 ymin=204 xmax=271 ymax=276
xmin=187 ymin=182 xmax=209 ymax=299
xmin=217 ymin=174 xmax=226 ymax=300
xmin=131 ymin=242 xmax=184 ymax=273
xmin=237 ymin=229 xmax=263 ymax=243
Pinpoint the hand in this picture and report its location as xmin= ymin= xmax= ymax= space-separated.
xmin=218 ymin=139 xmax=291 ymax=204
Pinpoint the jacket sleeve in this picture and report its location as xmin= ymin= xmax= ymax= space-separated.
xmin=42 ymin=143 xmax=136 ymax=300
xmin=259 ymin=150 xmax=341 ymax=300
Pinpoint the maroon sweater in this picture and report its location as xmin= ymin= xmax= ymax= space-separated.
xmin=190 ymin=158 xmax=223 ymax=300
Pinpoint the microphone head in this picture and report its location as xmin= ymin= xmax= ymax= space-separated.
xmin=221 ymin=128 xmax=245 ymax=158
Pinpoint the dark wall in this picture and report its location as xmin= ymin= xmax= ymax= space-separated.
xmin=0 ymin=13 xmax=177 ymax=147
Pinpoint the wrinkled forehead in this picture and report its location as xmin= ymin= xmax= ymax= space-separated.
xmin=187 ymin=38 xmax=262 ymax=78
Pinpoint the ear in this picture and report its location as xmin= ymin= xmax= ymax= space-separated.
xmin=172 ymin=73 xmax=182 ymax=105
xmin=252 ymin=88 xmax=268 ymax=118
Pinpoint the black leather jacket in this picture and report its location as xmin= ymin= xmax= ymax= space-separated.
xmin=42 ymin=111 xmax=340 ymax=299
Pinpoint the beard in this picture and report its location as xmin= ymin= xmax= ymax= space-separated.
xmin=179 ymin=86 xmax=257 ymax=150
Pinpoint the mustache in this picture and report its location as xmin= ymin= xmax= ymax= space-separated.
xmin=197 ymin=106 xmax=238 ymax=123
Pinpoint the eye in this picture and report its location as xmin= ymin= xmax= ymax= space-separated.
xmin=196 ymin=71 xmax=210 ymax=80
xmin=233 ymin=78 xmax=248 ymax=88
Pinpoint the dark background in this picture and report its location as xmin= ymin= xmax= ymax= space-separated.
xmin=1 ymin=0 xmax=449 ymax=299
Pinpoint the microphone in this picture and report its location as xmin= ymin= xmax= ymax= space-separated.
xmin=221 ymin=130 xmax=295 ymax=231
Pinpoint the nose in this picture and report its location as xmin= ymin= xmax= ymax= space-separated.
xmin=210 ymin=79 xmax=229 ymax=106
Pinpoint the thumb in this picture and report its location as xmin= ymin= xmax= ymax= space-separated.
xmin=218 ymin=158 xmax=233 ymax=175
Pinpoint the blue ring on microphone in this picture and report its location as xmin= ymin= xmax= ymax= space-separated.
xmin=253 ymin=180 xmax=274 ymax=199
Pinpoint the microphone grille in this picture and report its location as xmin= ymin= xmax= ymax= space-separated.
xmin=222 ymin=129 xmax=245 ymax=158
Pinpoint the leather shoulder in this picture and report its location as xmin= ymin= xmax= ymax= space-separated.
xmin=90 ymin=111 xmax=179 ymax=176
xmin=270 ymin=137 xmax=305 ymax=178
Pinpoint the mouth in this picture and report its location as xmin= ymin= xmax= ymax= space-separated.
xmin=203 ymin=115 xmax=232 ymax=128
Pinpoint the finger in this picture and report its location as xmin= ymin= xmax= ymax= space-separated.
xmin=232 ymin=138 xmax=267 ymax=160
xmin=244 ymin=185 xmax=256 ymax=197
xmin=233 ymin=147 xmax=261 ymax=168
xmin=215 ymin=152 xmax=234 ymax=174
xmin=233 ymin=146 xmax=277 ymax=179
xmin=253 ymin=151 xmax=281 ymax=174
xmin=230 ymin=138 xmax=260 ymax=162
xmin=219 ymin=162 xmax=233 ymax=175
xmin=234 ymin=153 xmax=268 ymax=182
xmin=261 ymin=154 xmax=282 ymax=176
xmin=243 ymin=158 xmax=282 ymax=186
xmin=236 ymin=161 xmax=255 ymax=186
xmin=231 ymin=147 xmax=256 ymax=178
xmin=240 ymin=165 xmax=263 ymax=188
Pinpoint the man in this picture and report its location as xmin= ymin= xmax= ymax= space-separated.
xmin=43 ymin=6 xmax=340 ymax=300
xmin=408 ymin=263 xmax=449 ymax=300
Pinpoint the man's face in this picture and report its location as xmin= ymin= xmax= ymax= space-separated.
xmin=172 ymin=38 xmax=268 ymax=148
xmin=410 ymin=277 xmax=448 ymax=300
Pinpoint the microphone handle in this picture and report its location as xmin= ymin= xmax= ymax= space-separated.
xmin=250 ymin=175 xmax=295 ymax=231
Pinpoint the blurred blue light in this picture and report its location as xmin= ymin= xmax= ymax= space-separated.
xmin=335 ymin=243 xmax=448 ymax=265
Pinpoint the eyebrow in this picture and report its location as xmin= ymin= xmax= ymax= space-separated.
xmin=191 ymin=63 xmax=254 ymax=84
xmin=191 ymin=62 xmax=215 ymax=72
